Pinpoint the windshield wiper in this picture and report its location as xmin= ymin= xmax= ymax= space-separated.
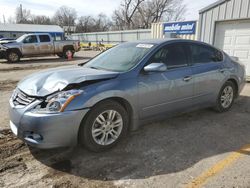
xmin=89 ymin=66 xmax=100 ymax=70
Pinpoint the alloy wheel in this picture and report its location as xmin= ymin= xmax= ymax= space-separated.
xmin=91 ymin=110 xmax=123 ymax=146
xmin=220 ymin=86 xmax=234 ymax=108
xmin=9 ymin=52 xmax=19 ymax=62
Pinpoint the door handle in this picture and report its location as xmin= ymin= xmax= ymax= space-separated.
xmin=183 ymin=76 xmax=192 ymax=82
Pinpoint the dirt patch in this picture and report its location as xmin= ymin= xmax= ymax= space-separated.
xmin=0 ymin=64 xmax=67 ymax=72
xmin=0 ymin=129 xmax=27 ymax=175
xmin=0 ymin=129 xmax=26 ymax=159
xmin=0 ymin=80 xmax=18 ymax=91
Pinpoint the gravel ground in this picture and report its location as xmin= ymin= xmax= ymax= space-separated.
xmin=0 ymin=51 xmax=250 ymax=188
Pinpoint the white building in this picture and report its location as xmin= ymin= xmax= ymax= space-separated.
xmin=198 ymin=0 xmax=250 ymax=79
xmin=0 ymin=24 xmax=64 ymax=40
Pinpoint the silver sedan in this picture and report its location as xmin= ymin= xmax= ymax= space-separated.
xmin=9 ymin=39 xmax=246 ymax=152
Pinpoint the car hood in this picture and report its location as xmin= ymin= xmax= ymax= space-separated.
xmin=18 ymin=65 xmax=119 ymax=97
xmin=0 ymin=40 xmax=16 ymax=44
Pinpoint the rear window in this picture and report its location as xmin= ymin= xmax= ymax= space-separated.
xmin=189 ymin=44 xmax=223 ymax=64
xmin=39 ymin=35 xmax=51 ymax=42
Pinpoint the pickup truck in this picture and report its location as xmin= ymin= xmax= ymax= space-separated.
xmin=0 ymin=33 xmax=81 ymax=63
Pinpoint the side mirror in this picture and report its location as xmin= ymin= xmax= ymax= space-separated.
xmin=144 ymin=63 xmax=167 ymax=72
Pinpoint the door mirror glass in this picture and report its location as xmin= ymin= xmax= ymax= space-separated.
xmin=144 ymin=63 xmax=167 ymax=72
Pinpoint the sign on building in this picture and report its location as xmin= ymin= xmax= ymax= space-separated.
xmin=163 ymin=21 xmax=196 ymax=35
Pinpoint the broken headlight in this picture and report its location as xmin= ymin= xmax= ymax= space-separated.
xmin=33 ymin=89 xmax=83 ymax=113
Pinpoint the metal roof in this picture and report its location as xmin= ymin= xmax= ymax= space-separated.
xmin=0 ymin=24 xmax=63 ymax=33
xmin=199 ymin=0 xmax=230 ymax=13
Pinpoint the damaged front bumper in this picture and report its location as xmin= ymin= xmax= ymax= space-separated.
xmin=9 ymin=98 xmax=89 ymax=149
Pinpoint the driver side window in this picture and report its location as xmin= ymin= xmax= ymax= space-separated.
xmin=150 ymin=43 xmax=188 ymax=70
xmin=23 ymin=35 xmax=38 ymax=43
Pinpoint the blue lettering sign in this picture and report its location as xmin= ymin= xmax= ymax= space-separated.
xmin=163 ymin=21 xmax=196 ymax=35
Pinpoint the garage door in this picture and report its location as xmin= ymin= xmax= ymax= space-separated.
xmin=214 ymin=20 xmax=250 ymax=79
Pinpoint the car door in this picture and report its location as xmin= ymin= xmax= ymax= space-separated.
xmin=21 ymin=35 xmax=39 ymax=55
xmin=138 ymin=43 xmax=194 ymax=119
xmin=38 ymin=35 xmax=54 ymax=54
xmin=188 ymin=43 xmax=226 ymax=105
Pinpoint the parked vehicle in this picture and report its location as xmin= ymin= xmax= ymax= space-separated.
xmin=9 ymin=39 xmax=245 ymax=152
xmin=0 ymin=33 xmax=81 ymax=62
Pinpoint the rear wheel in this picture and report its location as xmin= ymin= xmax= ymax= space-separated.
xmin=7 ymin=50 xmax=20 ymax=63
xmin=214 ymin=81 xmax=236 ymax=112
xmin=79 ymin=100 xmax=129 ymax=152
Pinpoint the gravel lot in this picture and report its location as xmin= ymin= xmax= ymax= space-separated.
xmin=0 ymin=50 xmax=250 ymax=188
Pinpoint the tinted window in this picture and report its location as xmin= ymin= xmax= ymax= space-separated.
xmin=23 ymin=35 xmax=38 ymax=43
xmin=150 ymin=44 xmax=188 ymax=69
xmin=39 ymin=35 xmax=50 ymax=42
xmin=189 ymin=44 xmax=223 ymax=64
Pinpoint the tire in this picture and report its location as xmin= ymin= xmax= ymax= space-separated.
xmin=7 ymin=50 xmax=20 ymax=63
xmin=79 ymin=100 xmax=129 ymax=152
xmin=214 ymin=81 xmax=236 ymax=112
xmin=63 ymin=48 xmax=74 ymax=59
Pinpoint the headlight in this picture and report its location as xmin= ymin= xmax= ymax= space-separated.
xmin=33 ymin=89 xmax=83 ymax=113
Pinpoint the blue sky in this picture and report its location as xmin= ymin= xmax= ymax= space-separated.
xmin=0 ymin=0 xmax=218 ymax=22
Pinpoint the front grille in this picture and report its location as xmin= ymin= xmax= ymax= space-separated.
xmin=12 ymin=89 xmax=35 ymax=106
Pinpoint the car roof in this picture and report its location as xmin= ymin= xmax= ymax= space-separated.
xmin=131 ymin=38 xmax=179 ymax=44
xmin=24 ymin=33 xmax=51 ymax=36
xmin=124 ymin=38 xmax=224 ymax=54
xmin=129 ymin=38 xmax=210 ymax=45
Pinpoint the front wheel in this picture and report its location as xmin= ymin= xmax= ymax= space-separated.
xmin=79 ymin=100 xmax=129 ymax=152
xmin=214 ymin=81 xmax=236 ymax=112
xmin=7 ymin=51 xmax=20 ymax=63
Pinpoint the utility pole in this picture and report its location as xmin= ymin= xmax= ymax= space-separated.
xmin=20 ymin=4 xmax=23 ymax=23
xmin=3 ymin=15 xmax=6 ymax=24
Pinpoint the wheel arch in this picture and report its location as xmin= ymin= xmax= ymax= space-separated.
xmin=227 ymin=78 xmax=239 ymax=98
xmin=77 ymin=96 xmax=137 ymax=144
xmin=87 ymin=97 xmax=135 ymax=129
xmin=6 ymin=48 xmax=22 ymax=56
xmin=63 ymin=45 xmax=74 ymax=51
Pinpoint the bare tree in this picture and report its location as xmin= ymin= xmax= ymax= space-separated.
xmin=166 ymin=2 xmax=186 ymax=21
xmin=14 ymin=5 xmax=53 ymax=25
xmin=6 ymin=16 xmax=15 ymax=24
xmin=15 ymin=5 xmax=31 ymax=23
xmin=76 ymin=16 xmax=95 ymax=32
xmin=137 ymin=0 xmax=186 ymax=28
xmin=31 ymin=15 xmax=52 ymax=25
xmin=94 ymin=13 xmax=113 ymax=32
xmin=76 ymin=13 xmax=112 ymax=33
xmin=112 ymin=0 xmax=186 ymax=30
xmin=53 ymin=6 xmax=77 ymax=27
xmin=112 ymin=0 xmax=144 ymax=30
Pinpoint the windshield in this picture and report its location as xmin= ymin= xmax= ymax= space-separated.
xmin=16 ymin=35 xmax=28 ymax=42
xmin=84 ymin=43 xmax=154 ymax=72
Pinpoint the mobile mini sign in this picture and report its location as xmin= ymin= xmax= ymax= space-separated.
xmin=163 ymin=21 xmax=196 ymax=35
